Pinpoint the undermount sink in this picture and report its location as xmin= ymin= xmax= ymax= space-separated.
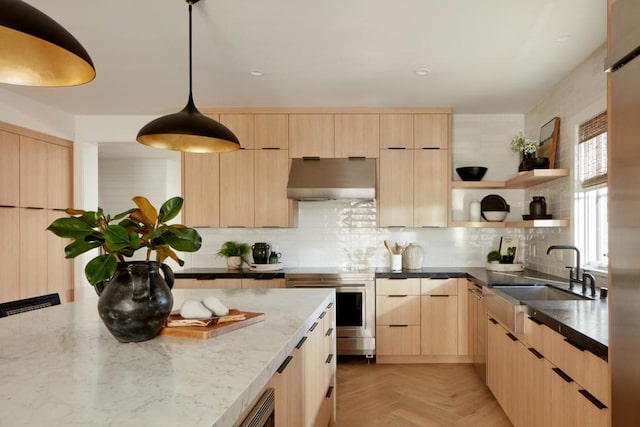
xmin=492 ymin=285 xmax=592 ymax=302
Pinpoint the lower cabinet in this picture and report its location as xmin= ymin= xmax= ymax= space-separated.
xmin=174 ymin=278 xmax=285 ymax=289
xmin=268 ymin=300 xmax=336 ymax=427
xmin=487 ymin=314 xmax=610 ymax=427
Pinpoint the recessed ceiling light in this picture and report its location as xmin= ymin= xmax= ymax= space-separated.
xmin=415 ymin=69 xmax=430 ymax=76
xmin=557 ymin=34 xmax=572 ymax=42
xmin=249 ymin=69 xmax=264 ymax=77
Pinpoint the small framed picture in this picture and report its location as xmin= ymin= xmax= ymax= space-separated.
xmin=499 ymin=236 xmax=519 ymax=263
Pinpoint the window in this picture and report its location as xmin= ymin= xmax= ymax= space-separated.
xmin=575 ymin=112 xmax=608 ymax=270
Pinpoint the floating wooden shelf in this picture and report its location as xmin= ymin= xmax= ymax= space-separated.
xmin=451 ymin=168 xmax=570 ymax=190
xmin=449 ymin=219 xmax=569 ymax=228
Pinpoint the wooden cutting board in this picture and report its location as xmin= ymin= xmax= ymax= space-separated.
xmin=160 ymin=309 xmax=265 ymax=340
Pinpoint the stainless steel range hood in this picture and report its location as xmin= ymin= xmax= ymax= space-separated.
xmin=287 ymin=158 xmax=376 ymax=200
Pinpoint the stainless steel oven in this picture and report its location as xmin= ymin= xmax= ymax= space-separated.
xmin=286 ymin=270 xmax=375 ymax=357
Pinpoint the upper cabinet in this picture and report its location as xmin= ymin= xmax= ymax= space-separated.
xmin=289 ymin=114 xmax=334 ymax=158
xmin=219 ymin=114 xmax=255 ymax=149
xmin=378 ymin=150 xmax=414 ymax=227
xmin=20 ymin=136 xmax=48 ymax=208
xmin=414 ymin=114 xmax=450 ymax=149
xmin=0 ymin=130 xmax=19 ymax=207
xmin=182 ymin=152 xmax=220 ymax=227
xmin=255 ymin=114 xmax=288 ymax=149
xmin=254 ymin=150 xmax=297 ymax=227
xmin=414 ymin=149 xmax=448 ymax=227
xmin=380 ymin=114 xmax=414 ymax=149
xmin=220 ymin=150 xmax=255 ymax=227
xmin=334 ymin=114 xmax=380 ymax=158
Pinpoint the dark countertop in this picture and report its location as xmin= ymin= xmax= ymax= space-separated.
xmin=175 ymin=265 xmax=609 ymax=359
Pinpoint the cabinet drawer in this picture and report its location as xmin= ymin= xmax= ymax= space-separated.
xmin=376 ymin=325 xmax=421 ymax=356
xmin=548 ymin=327 xmax=610 ymax=406
xmin=376 ymin=278 xmax=420 ymax=295
xmin=376 ymin=295 xmax=420 ymax=325
xmin=421 ymin=278 xmax=458 ymax=295
xmin=519 ymin=314 xmax=548 ymax=356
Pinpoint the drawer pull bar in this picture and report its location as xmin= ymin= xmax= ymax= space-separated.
xmin=552 ymin=367 xmax=574 ymax=383
xmin=326 ymin=386 xmax=334 ymax=398
xmin=489 ymin=318 xmax=498 ymax=325
xmin=318 ymin=311 xmax=327 ymax=319
xmin=326 ymin=327 xmax=334 ymax=337
xmin=325 ymin=353 xmax=334 ymax=364
xmin=296 ymin=336 xmax=307 ymax=349
xmin=309 ymin=322 xmax=318 ymax=332
xmin=389 ymin=324 xmax=409 ymax=327
xmin=430 ymin=295 xmax=449 ymax=298
xmin=564 ymin=338 xmax=585 ymax=352
xmin=506 ymin=333 xmax=518 ymax=342
xmin=277 ymin=356 xmax=293 ymax=374
xmin=388 ymin=294 xmax=408 ymax=298
xmin=527 ymin=316 xmax=543 ymax=325
xmin=578 ymin=389 xmax=607 ymax=410
xmin=528 ymin=347 xmax=544 ymax=359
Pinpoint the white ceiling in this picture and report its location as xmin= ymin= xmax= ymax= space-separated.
xmin=5 ymin=0 xmax=606 ymax=116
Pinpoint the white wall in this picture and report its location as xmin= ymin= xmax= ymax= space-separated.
xmin=523 ymin=44 xmax=608 ymax=284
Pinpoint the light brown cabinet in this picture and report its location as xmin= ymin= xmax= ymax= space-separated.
xmin=414 ymin=149 xmax=448 ymax=227
xmin=380 ymin=114 xmax=414 ymax=149
xmin=182 ymin=152 xmax=220 ymax=227
xmin=20 ymin=208 xmax=49 ymax=299
xmin=378 ymin=149 xmax=413 ymax=227
xmin=289 ymin=114 xmax=334 ymax=158
xmin=220 ymin=149 xmax=255 ymax=227
xmin=334 ymin=114 xmax=379 ymax=158
xmin=254 ymin=150 xmax=297 ymax=227
xmin=242 ymin=278 xmax=286 ymax=289
xmin=414 ymin=114 xmax=450 ymax=149
xmin=47 ymin=210 xmax=74 ymax=303
xmin=255 ymin=114 xmax=288 ymax=149
xmin=376 ymin=278 xmax=421 ymax=356
xmin=0 ymin=130 xmax=20 ymax=207
xmin=269 ymin=346 xmax=304 ymax=427
xmin=219 ymin=114 xmax=255 ymax=149
xmin=0 ymin=207 xmax=20 ymax=303
xmin=420 ymin=294 xmax=458 ymax=355
xmin=47 ymin=143 xmax=73 ymax=210
xmin=19 ymin=136 xmax=48 ymax=208
xmin=174 ymin=278 xmax=285 ymax=289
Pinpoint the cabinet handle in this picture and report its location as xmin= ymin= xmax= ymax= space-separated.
xmin=430 ymin=294 xmax=449 ymax=298
xmin=388 ymin=278 xmax=407 ymax=280
xmin=260 ymin=226 xmax=281 ymax=229
xmin=302 ymin=156 xmax=321 ymax=160
xmin=327 ymin=302 xmax=334 ymax=309
xmin=325 ymin=354 xmax=334 ymax=364
xmin=528 ymin=347 xmax=544 ymax=359
xmin=348 ymin=156 xmax=366 ymax=160
xmin=389 ymin=324 xmax=409 ymax=327
xmin=326 ymin=386 xmax=334 ymax=398
xmin=276 ymin=356 xmax=293 ymax=374
xmin=387 ymin=147 xmax=406 ymax=150
xmin=578 ymin=389 xmax=608 ymax=410
xmin=309 ymin=322 xmax=319 ymax=332
xmin=564 ymin=338 xmax=585 ymax=352
xmin=0 ymin=205 xmax=17 ymax=208
xmin=226 ymin=226 xmax=246 ymax=228
xmin=506 ymin=333 xmax=518 ymax=342
xmin=527 ymin=316 xmax=543 ymax=325
xmin=420 ymin=147 xmax=440 ymax=150
xmin=319 ymin=311 xmax=327 ymax=319
xmin=253 ymin=277 xmax=276 ymax=281
xmin=489 ymin=318 xmax=498 ymax=325
xmin=388 ymin=294 xmax=408 ymax=298
xmin=25 ymin=206 xmax=45 ymax=210
xmin=326 ymin=327 xmax=334 ymax=337
xmin=260 ymin=147 xmax=280 ymax=150
xmin=386 ymin=225 xmax=408 ymax=228
xmin=552 ymin=367 xmax=574 ymax=383
xmin=296 ymin=336 xmax=307 ymax=349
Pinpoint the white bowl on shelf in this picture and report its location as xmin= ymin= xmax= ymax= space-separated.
xmin=483 ymin=211 xmax=508 ymax=222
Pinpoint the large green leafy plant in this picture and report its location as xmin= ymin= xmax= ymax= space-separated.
xmin=47 ymin=196 xmax=202 ymax=287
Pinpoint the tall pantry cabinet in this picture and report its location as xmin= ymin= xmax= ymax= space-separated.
xmin=0 ymin=122 xmax=74 ymax=304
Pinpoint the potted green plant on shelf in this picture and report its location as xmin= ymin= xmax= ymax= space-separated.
xmin=217 ymin=241 xmax=250 ymax=270
xmin=487 ymin=250 xmax=502 ymax=264
xmin=47 ymin=196 xmax=202 ymax=343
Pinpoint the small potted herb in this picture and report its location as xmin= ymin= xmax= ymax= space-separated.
xmin=217 ymin=241 xmax=250 ymax=269
xmin=487 ymin=250 xmax=502 ymax=264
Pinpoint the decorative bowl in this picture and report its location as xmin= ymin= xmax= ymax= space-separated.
xmin=456 ymin=166 xmax=488 ymax=181
xmin=483 ymin=211 xmax=508 ymax=222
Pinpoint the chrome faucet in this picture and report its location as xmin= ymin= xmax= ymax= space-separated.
xmin=546 ymin=245 xmax=597 ymax=296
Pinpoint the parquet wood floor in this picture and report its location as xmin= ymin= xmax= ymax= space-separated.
xmin=335 ymin=359 xmax=512 ymax=427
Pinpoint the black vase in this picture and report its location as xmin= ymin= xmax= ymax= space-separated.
xmin=97 ymin=261 xmax=174 ymax=343
xmin=519 ymin=154 xmax=550 ymax=172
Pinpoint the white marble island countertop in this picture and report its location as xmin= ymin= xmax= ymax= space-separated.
xmin=0 ymin=288 xmax=335 ymax=427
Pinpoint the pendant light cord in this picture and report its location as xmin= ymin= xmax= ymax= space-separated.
xmin=188 ymin=2 xmax=193 ymax=100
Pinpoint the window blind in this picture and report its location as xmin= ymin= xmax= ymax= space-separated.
xmin=578 ymin=112 xmax=607 ymax=188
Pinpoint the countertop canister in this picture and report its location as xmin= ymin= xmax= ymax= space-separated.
xmin=403 ymin=243 xmax=424 ymax=270
xmin=470 ymin=200 xmax=481 ymax=222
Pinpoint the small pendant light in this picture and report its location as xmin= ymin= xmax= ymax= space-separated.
xmin=0 ymin=0 xmax=95 ymax=87
xmin=137 ymin=0 xmax=240 ymax=153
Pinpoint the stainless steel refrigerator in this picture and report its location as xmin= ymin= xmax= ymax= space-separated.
xmin=605 ymin=0 xmax=640 ymax=424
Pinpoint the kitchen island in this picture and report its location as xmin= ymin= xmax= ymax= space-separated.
xmin=0 ymin=288 xmax=335 ymax=426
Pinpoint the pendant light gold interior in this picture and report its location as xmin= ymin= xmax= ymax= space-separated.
xmin=0 ymin=0 xmax=95 ymax=87
xmin=136 ymin=0 xmax=240 ymax=153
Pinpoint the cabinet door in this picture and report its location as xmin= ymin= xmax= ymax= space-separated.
xmin=301 ymin=319 xmax=325 ymax=427
xmin=377 ymin=325 xmax=421 ymax=356
xmin=376 ymin=295 xmax=420 ymax=325
xmin=20 ymin=208 xmax=48 ymax=299
xmin=420 ymin=278 xmax=457 ymax=295
xmin=220 ymin=150 xmax=255 ymax=227
xmin=47 ymin=210 xmax=74 ymax=302
xmin=255 ymin=114 xmax=288 ymax=149
xmin=380 ymin=114 xmax=413 ymax=149
xmin=420 ymin=295 xmax=457 ymax=355
xmin=0 ymin=130 xmax=20 ymax=207
xmin=173 ymin=279 xmax=241 ymax=289
xmin=20 ymin=136 xmax=48 ymax=208
xmin=378 ymin=150 xmax=413 ymax=227
xmin=269 ymin=348 xmax=304 ymax=427
xmin=182 ymin=152 xmax=220 ymax=227
xmin=0 ymin=207 xmax=20 ymax=303
xmin=47 ymin=143 xmax=73 ymax=210
xmin=520 ymin=344 xmax=553 ymax=427
xmin=289 ymin=114 xmax=334 ymax=158
xmin=219 ymin=114 xmax=254 ymax=149
xmin=467 ymin=283 xmax=478 ymax=364
xmin=334 ymin=114 xmax=379 ymax=158
xmin=414 ymin=149 xmax=448 ymax=227
xmin=242 ymin=278 xmax=285 ymax=289
xmin=414 ymin=114 xmax=450 ymax=149
xmin=550 ymin=364 xmax=580 ymax=427
xmin=254 ymin=150 xmax=295 ymax=227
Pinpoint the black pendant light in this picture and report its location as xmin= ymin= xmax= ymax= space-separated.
xmin=137 ymin=0 xmax=240 ymax=153
xmin=0 ymin=0 xmax=95 ymax=87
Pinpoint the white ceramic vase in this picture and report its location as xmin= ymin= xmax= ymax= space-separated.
xmin=403 ymin=243 xmax=424 ymax=270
